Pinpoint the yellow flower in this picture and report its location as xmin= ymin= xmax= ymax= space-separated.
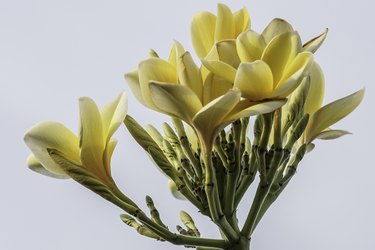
xmin=125 ymin=42 xmax=285 ymax=148
xmin=24 ymin=92 xmax=127 ymax=186
xmin=191 ymin=3 xmax=250 ymax=58
xmin=203 ymin=31 xmax=314 ymax=101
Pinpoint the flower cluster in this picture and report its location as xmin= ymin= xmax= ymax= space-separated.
xmin=24 ymin=3 xmax=364 ymax=250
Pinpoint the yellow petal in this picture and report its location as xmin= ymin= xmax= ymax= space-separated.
xmin=27 ymin=154 xmax=69 ymax=179
xmin=191 ymin=11 xmax=216 ymax=58
xmin=79 ymin=97 xmax=105 ymax=175
xmin=149 ymin=81 xmax=202 ymax=123
xmin=303 ymin=29 xmax=328 ymax=53
xmin=304 ymin=62 xmax=325 ymax=115
xmin=272 ymin=52 xmax=313 ymax=98
xmin=305 ymin=89 xmax=365 ymax=143
xmin=216 ymin=40 xmax=240 ymax=68
xmin=233 ymin=7 xmax=250 ymax=37
xmin=227 ymin=100 xmax=287 ymax=121
xmin=100 ymin=92 xmax=128 ymax=140
xmin=103 ymin=139 xmax=118 ymax=177
xmin=215 ymin=3 xmax=235 ymax=41
xmin=236 ymin=30 xmax=266 ymax=62
xmin=138 ymin=58 xmax=178 ymax=108
xmin=168 ymin=41 xmax=185 ymax=68
xmin=261 ymin=31 xmax=302 ymax=84
xmin=262 ymin=18 xmax=294 ymax=44
xmin=124 ymin=70 xmax=146 ymax=106
xmin=178 ymin=51 xmax=203 ymax=101
xmin=234 ymin=61 xmax=274 ymax=100
xmin=201 ymin=59 xmax=237 ymax=83
xmin=202 ymin=72 xmax=233 ymax=105
xmin=193 ymin=89 xmax=241 ymax=145
xmin=24 ymin=121 xmax=80 ymax=176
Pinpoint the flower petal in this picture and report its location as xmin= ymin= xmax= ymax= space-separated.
xmin=215 ymin=3 xmax=235 ymax=41
xmin=178 ymin=51 xmax=203 ymax=101
xmin=27 ymin=154 xmax=69 ymax=179
xmin=262 ymin=18 xmax=294 ymax=44
xmin=227 ymin=100 xmax=287 ymax=121
xmin=233 ymin=7 xmax=250 ymax=37
xmin=272 ymin=52 xmax=313 ymax=98
xmin=124 ymin=70 xmax=147 ymax=106
xmin=100 ymin=92 xmax=128 ymax=141
xmin=234 ymin=61 xmax=274 ymax=100
xmin=24 ymin=121 xmax=80 ymax=176
xmin=193 ymin=89 xmax=241 ymax=145
xmin=79 ymin=97 xmax=105 ymax=175
xmin=168 ymin=41 xmax=185 ymax=68
xmin=303 ymin=29 xmax=328 ymax=53
xmin=139 ymin=58 xmax=178 ymax=108
xmin=103 ymin=139 xmax=118 ymax=177
xmin=305 ymin=89 xmax=365 ymax=143
xmin=236 ymin=30 xmax=266 ymax=62
xmin=202 ymin=72 xmax=233 ymax=105
xmin=149 ymin=81 xmax=202 ymax=122
xmin=304 ymin=62 xmax=325 ymax=115
xmin=216 ymin=40 xmax=240 ymax=68
xmin=261 ymin=31 xmax=302 ymax=84
xmin=201 ymin=59 xmax=237 ymax=83
xmin=191 ymin=11 xmax=216 ymax=58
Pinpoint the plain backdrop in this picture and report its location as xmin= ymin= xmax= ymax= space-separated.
xmin=0 ymin=0 xmax=373 ymax=249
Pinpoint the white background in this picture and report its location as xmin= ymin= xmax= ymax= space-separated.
xmin=0 ymin=0 xmax=373 ymax=249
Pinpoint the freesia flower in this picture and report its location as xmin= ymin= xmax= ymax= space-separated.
xmin=191 ymin=3 xmax=250 ymax=58
xmin=125 ymin=42 xmax=285 ymax=148
xmin=24 ymin=92 xmax=127 ymax=186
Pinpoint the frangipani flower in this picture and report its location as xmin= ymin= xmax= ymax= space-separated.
xmin=203 ymin=31 xmax=314 ymax=101
xmin=24 ymin=92 xmax=127 ymax=186
xmin=125 ymin=42 xmax=285 ymax=148
xmin=191 ymin=3 xmax=250 ymax=58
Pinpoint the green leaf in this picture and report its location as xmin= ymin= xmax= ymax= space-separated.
xmin=315 ymin=129 xmax=351 ymax=140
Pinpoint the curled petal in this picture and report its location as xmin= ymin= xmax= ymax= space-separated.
xmin=178 ymin=52 xmax=203 ymax=101
xmin=101 ymin=92 xmax=128 ymax=141
xmin=79 ymin=97 xmax=105 ymax=176
xmin=237 ymin=30 xmax=266 ymax=62
xmin=124 ymin=70 xmax=146 ymax=106
xmin=139 ymin=58 xmax=178 ymax=108
xmin=304 ymin=62 xmax=325 ymax=115
xmin=262 ymin=18 xmax=294 ymax=43
xmin=201 ymin=59 xmax=237 ymax=83
xmin=234 ymin=61 xmax=274 ymax=100
xmin=27 ymin=154 xmax=69 ymax=179
xmin=303 ymin=29 xmax=328 ymax=53
xmin=149 ymin=82 xmax=202 ymax=123
xmin=24 ymin=121 xmax=80 ymax=176
xmin=261 ymin=31 xmax=302 ymax=84
xmin=272 ymin=52 xmax=314 ymax=98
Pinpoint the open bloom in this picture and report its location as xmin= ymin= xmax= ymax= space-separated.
xmin=125 ymin=42 xmax=285 ymax=148
xmin=191 ymin=3 xmax=250 ymax=58
xmin=24 ymin=92 xmax=127 ymax=186
xmin=203 ymin=31 xmax=314 ymax=102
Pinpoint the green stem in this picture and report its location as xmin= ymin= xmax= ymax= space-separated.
xmin=201 ymin=143 xmax=239 ymax=243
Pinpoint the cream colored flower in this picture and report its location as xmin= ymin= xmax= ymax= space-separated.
xmin=24 ymin=92 xmax=127 ymax=186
